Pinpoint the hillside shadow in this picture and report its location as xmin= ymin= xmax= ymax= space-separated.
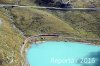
xmin=81 ymin=51 xmax=100 ymax=66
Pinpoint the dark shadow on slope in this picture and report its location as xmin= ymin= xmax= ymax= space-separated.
xmin=35 ymin=0 xmax=54 ymax=6
xmin=81 ymin=51 xmax=100 ymax=66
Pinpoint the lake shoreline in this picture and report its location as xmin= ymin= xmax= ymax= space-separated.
xmin=26 ymin=41 xmax=100 ymax=66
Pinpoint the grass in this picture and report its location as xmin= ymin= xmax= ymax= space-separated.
xmin=0 ymin=0 xmax=16 ymax=4
xmin=11 ymin=7 xmax=78 ymax=36
xmin=0 ymin=1 xmax=100 ymax=66
xmin=20 ymin=0 xmax=36 ymax=5
xmin=10 ymin=7 xmax=100 ymax=44
xmin=0 ymin=10 xmax=24 ymax=66
xmin=49 ymin=10 xmax=100 ymax=37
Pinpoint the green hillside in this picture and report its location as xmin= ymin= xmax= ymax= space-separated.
xmin=49 ymin=10 xmax=100 ymax=36
xmin=0 ymin=10 xmax=24 ymax=66
xmin=11 ymin=8 xmax=100 ymax=43
xmin=0 ymin=0 xmax=100 ymax=66
xmin=11 ymin=7 xmax=77 ymax=36
xmin=0 ymin=0 xmax=16 ymax=4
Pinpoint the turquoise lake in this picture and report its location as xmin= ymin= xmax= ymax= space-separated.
xmin=27 ymin=41 xmax=100 ymax=66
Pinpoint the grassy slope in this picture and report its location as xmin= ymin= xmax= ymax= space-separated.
xmin=0 ymin=1 xmax=100 ymax=66
xmin=20 ymin=0 xmax=36 ymax=5
xmin=88 ymin=11 xmax=100 ymax=36
xmin=0 ymin=10 xmax=24 ymax=66
xmin=20 ymin=0 xmax=100 ymax=43
xmin=0 ymin=0 xmax=16 ymax=4
xmin=11 ymin=7 xmax=77 ymax=36
xmin=49 ymin=10 xmax=100 ymax=37
xmin=10 ymin=7 xmax=100 ymax=44
xmin=16 ymin=0 xmax=100 ymax=40
xmin=0 ymin=7 xmax=100 ymax=66
xmin=47 ymin=10 xmax=100 ymax=44
xmin=0 ymin=0 xmax=35 ymax=5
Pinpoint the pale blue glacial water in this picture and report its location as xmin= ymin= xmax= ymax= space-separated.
xmin=27 ymin=41 xmax=100 ymax=66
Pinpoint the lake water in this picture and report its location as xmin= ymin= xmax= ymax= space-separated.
xmin=27 ymin=41 xmax=100 ymax=66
